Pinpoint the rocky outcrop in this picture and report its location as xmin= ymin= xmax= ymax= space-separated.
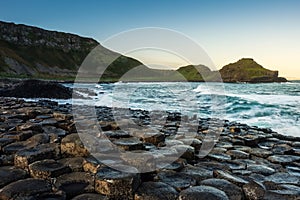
xmin=219 ymin=58 xmax=287 ymax=83
xmin=0 ymin=79 xmax=73 ymax=99
xmin=177 ymin=58 xmax=287 ymax=83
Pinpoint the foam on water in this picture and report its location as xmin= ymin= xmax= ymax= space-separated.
xmin=23 ymin=82 xmax=300 ymax=137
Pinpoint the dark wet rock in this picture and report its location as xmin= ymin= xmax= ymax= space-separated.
xmin=264 ymin=189 xmax=300 ymax=200
xmin=208 ymin=153 xmax=232 ymax=162
xmin=267 ymin=155 xmax=300 ymax=165
xmin=227 ymin=149 xmax=249 ymax=159
xmin=286 ymin=165 xmax=300 ymax=177
xmin=242 ymin=181 xmax=266 ymax=200
xmin=225 ymin=161 xmax=246 ymax=170
xmin=172 ymin=144 xmax=195 ymax=161
xmin=179 ymin=138 xmax=202 ymax=153
xmin=2 ymin=130 xmax=33 ymax=141
xmin=0 ymin=178 xmax=52 ymax=200
xmin=179 ymin=185 xmax=229 ymax=200
xmin=0 ymin=80 xmax=73 ymax=99
xmin=53 ymin=112 xmax=72 ymax=121
xmin=61 ymin=133 xmax=89 ymax=157
xmin=26 ymin=133 xmax=50 ymax=144
xmin=2 ymin=141 xmax=31 ymax=154
xmin=272 ymin=143 xmax=293 ymax=154
xmin=213 ymin=170 xmax=249 ymax=187
xmin=180 ymin=165 xmax=213 ymax=184
xmin=14 ymin=143 xmax=60 ymax=169
xmin=95 ymin=166 xmax=140 ymax=199
xmin=200 ymin=178 xmax=243 ymax=200
xmin=157 ymin=170 xmax=196 ymax=191
xmin=16 ymin=122 xmax=43 ymax=132
xmin=54 ymin=172 xmax=95 ymax=198
xmin=72 ymin=193 xmax=107 ymax=200
xmin=160 ymin=159 xmax=185 ymax=172
xmin=0 ymin=166 xmax=28 ymax=188
xmin=59 ymin=157 xmax=85 ymax=172
xmin=196 ymin=161 xmax=231 ymax=171
xmin=250 ymin=148 xmax=273 ymax=158
xmin=264 ymin=172 xmax=300 ymax=185
xmin=32 ymin=190 xmax=66 ymax=200
xmin=247 ymin=173 xmax=267 ymax=183
xmin=0 ymin=138 xmax=15 ymax=151
xmin=232 ymin=170 xmax=252 ymax=176
xmin=104 ymin=130 xmax=131 ymax=139
xmin=113 ymin=137 xmax=144 ymax=151
xmin=247 ymin=164 xmax=276 ymax=176
xmin=29 ymin=159 xmax=70 ymax=179
xmin=134 ymin=181 xmax=179 ymax=200
xmin=139 ymin=132 xmax=165 ymax=146
xmin=121 ymin=151 xmax=156 ymax=172
xmin=43 ymin=125 xmax=66 ymax=136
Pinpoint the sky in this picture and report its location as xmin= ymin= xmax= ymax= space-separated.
xmin=0 ymin=0 xmax=300 ymax=79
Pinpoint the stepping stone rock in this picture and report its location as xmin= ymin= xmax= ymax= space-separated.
xmin=134 ymin=181 xmax=178 ymax=200
xmin=250 ymin=148 xmax=273 ymax=158
xmin=179 ymin=185 xmax=229 ymax=200
xmin=227 ymin=150 xmax=249 ymax=159
xmin=0 ymin=138 xmax=15 ymax=151
xmin=54 ymin=172 xmax=95 ymax=198
xmin=2 ymin=130 xmax=33 ymax=141
xmin=180 ymin=165 xmax=213 ymax=184
xmin=264 ymin=172 xmax=300 ymax=185
xmin=61 ymin=133 xmax=89 ymax=157
xmin=139 ymin=132 xmax=165 ymax=146
xmin=213 ymin=170 xmax=249 ymax=186
xmin=2 ymin=141 xmax=32 ymax=154
xmin=172 ymin=145 xmax=195 ymax=161
xmin=16 ymin=122 xmax=43 ymax=133
xmin=242 ymin=181 xmax=266 ymax=200
xmin=72 ymin=193 xmax=107 ymax=200
xmin=14 ymin=143 xmax=60 ymax=169
xmin=26 ymin=133 xmax=50 ymax=144
xmin=0 ymin=166 xmax=28 ymax=188
xmin=0 ymin=178 xmax=52 ymax=200
xmin=43 ymin=125 xmax=66 ymax=136
xmin=95 ymin=166 xmax=140 ymax=199
xmin=247 ymin=164 xmax=275 ymax=176
xmin=208 ymin=153 xmax=232 ymax=162
xmin=59 ymin=157 xmax=85 ymax=172
xmin=157 ymin=171 xmax=196 ymax=191
xmin=29 ymin=159 xmax=70 ymax=179
xmin=267 ymin=155 xmax=300 ymax=165
xmin=200 ymin=178 xmax=243 ymax=200
xmin=113 ymin=137 xmax=144 ymax=151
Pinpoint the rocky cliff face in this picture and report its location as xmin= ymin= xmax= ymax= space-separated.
xmin=0 ymin=21 xmax=144 ymax=80
xmin=0 ymin=21 xmax=98 ymax=52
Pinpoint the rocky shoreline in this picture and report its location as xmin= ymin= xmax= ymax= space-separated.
xmin=0 ymin=97 xmax=300 ymax=200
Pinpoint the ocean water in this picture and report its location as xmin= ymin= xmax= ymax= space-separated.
xmin=65 ymin=82 xmax=300 ymax=137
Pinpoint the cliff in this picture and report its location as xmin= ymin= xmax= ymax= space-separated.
xmin=0 ymin=21 xmax=142 ymax=80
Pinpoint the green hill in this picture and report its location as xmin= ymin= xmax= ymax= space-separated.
xmin=219 ymin=58 xmax=287 ymax=83
xmin=0 ymin=21 xmax=143 ymax=81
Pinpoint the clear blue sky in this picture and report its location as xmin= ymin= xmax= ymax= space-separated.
xmin=1 ymin=0 xmax=300 ymax=79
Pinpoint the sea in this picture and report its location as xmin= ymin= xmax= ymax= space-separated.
xmin=35 ymin=81 xmax=300 ymax=137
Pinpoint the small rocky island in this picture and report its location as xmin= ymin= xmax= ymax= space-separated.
xmin=0 ymin=97 xmax=300 ymax=199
